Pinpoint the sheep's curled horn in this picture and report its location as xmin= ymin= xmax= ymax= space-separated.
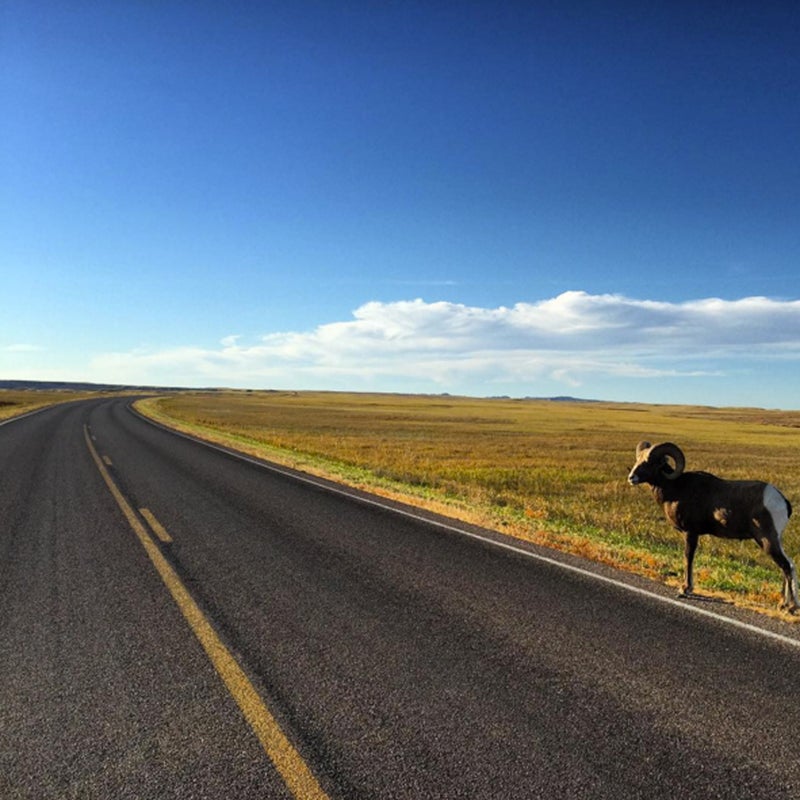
xmin=636 ymin=441 xmax=686 ymax=480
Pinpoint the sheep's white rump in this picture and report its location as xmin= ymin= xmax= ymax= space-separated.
xmin=764 ymin=484 xmax=790 ymax=535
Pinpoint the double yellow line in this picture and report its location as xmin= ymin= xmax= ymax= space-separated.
xmin=84 ymin=426 xmax=329 ymax=800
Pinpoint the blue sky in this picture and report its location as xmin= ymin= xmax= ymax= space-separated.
xmin=3 ymin=1 xmax=800 ymax=407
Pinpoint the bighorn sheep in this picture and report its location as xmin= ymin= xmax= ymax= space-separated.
xmin=628 ymin=441 xmax=799 ymax=613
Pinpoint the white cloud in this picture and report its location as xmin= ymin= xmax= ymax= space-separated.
xmin=2 ymin=343 xmax=44 ymax=353
xmin=86 ymin=292 xmax=800 ymax=396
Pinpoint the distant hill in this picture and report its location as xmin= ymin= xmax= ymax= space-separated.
xmin=0 ymin=379 xmax=192 ymax=393
xmin=488 ymin=394 xmax=602 ymax=403
xmin=540 ymin=395 xmax=602 ymax=403
xmin=1 ymin=381 xmax=604 ymax=403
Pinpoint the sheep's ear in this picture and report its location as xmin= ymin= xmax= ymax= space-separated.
xmin=636 ymin=441 xmax=651 ymax=457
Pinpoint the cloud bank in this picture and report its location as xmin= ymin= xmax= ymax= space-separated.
xmin=88 ymin=291 xmax=800 ymax=399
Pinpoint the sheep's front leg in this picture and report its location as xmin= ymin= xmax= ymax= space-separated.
xmin=680 ymin=532 xmax=698 ymax=597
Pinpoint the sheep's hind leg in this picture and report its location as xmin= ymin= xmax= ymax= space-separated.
xmin=780 ymin=558 xmax=799 ymax=614
xmin=761 ymin=489 xmax=798 ymax=612
xmin=761 ymin=537 xmax=799 ymax=613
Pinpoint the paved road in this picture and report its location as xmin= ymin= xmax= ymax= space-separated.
xmin=2 ymin=397 xmax=800 ymax=799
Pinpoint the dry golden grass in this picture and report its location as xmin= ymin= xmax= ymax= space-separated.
xmin=0 ymin=389 xmax=100 ymax=420
xmin=137 ymin=391 xmax=800 ymax=620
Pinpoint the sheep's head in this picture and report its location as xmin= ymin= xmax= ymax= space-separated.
xmin=628 ymin=441 xmax=686 ymax=486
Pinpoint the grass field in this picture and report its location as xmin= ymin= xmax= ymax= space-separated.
xmin=0 ymin=389 xmax=99 ymax=421
xmin=136 ymin=390 xmax=800 ymax=620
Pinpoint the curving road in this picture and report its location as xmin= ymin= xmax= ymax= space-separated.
xmin=2 ymin=397 xmax=800 ymax=799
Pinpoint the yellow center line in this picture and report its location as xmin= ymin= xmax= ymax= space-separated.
xmin=139 ymin=508 xmax=173 ymax=543
xmin=84 ymin=425 xmax=329 ymax=800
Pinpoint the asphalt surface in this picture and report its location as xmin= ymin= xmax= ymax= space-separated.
xmin=2 ymin=397 xmax=800 ymax=799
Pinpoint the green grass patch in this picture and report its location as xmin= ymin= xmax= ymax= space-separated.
xmin=136 ymin=391 xmax=800 ymax=620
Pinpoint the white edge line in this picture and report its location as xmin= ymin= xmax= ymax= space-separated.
xmin=131 ymin=404 xmax=800 ymax=652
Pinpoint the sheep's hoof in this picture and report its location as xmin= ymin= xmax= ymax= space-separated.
xmin=678 ymin=589 xmax=694 ymax=599
xmin=780 ymin=601 xmax=799 ymax=615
